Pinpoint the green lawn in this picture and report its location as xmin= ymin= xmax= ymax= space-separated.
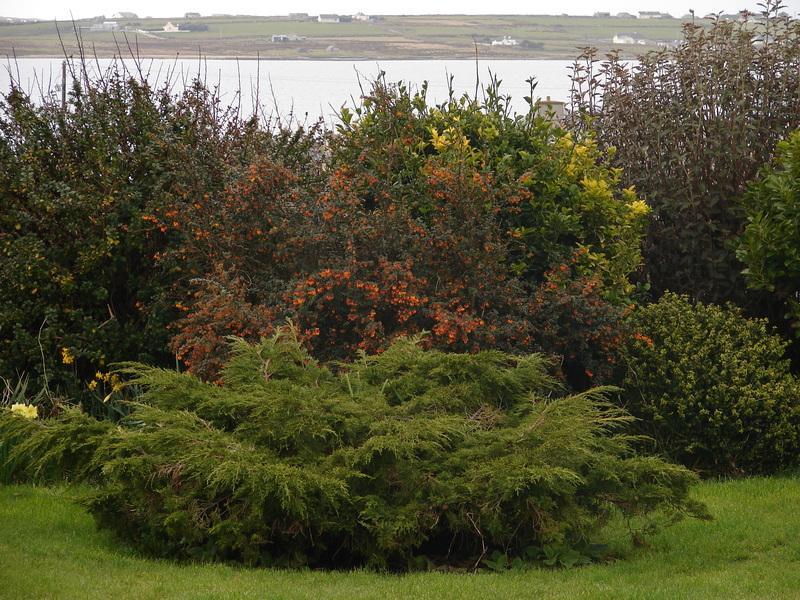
xmin=1 ymin=476 xmax=799 ymax=599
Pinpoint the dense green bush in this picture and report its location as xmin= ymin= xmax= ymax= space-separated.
xmin=0 ymin=62 xmax=322 ymax=396
xmin=570 ymin=1 xmax=800 ymax=314
xmin=621 ymin=293 xmax=800 ymax=475
xmin=0 ymin=331 xmax=706 ymax=570
xmin=737 ymin=129 xmax=800 ymax=334
xmin=0 ymin=75 xmax=233 ymax=394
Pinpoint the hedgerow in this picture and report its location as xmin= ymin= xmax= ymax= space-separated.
xmin=0 ymin=331 xmax=707 ymax=570
xmin=0 ymin=60 xmax=647 ymax=392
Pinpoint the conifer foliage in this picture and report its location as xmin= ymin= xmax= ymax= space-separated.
xmin=1 ymin=330 xmax=706 ymax=569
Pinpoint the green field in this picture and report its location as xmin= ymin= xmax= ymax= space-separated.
xmin=2 ymin=476 xmax=799 ymax=599
xmin=0 ymin=14 xmax=695 ymax=60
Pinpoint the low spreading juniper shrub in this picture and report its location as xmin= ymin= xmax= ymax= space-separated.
xmin=1 ymin=329 xmax=707 ymax=570
xmin=0 ymin=406 xmax=114 ymax=483
xmin=621 ymin=293 xmax=800 ymax=476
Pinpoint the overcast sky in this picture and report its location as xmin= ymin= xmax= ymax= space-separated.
xmin=3 ymin=0 xmax=799 ymax=20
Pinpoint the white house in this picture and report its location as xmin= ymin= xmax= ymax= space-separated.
xmin=272 ymin=34 xmax=305 ymax=42
xmin=89 ymin=21 xmax=119 ymax=31
xmin=491 ymin=36 xmax=519 ymax=46
xmin=537 ymin=96 xmax=566 ymax=120
xmin=162 ymin=21 xmax=181 ymax=32
xmin=352 ymin=12 xmax=372 ymax=21
xmin=613 ymin=34 xmax=647 ymax=45
xmin=318 ymin=14 xmax=340 ymax=23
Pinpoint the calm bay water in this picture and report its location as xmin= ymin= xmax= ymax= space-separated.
xmin=1 ymin=58 xmax=574 ymax=123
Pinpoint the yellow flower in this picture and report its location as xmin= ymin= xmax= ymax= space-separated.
xmin=61 ymin=347 xmax=75 ymax=365
xmin=95 ymin=371 xmax=112 ymax=383
xmin=88 ymin=380 xmax=98 ymax=391
xmin=10 ymin=403 xmax=38 ymax=419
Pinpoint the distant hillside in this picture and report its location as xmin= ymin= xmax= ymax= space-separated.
xmin=0 ymin=14 xmax=701 ymax=59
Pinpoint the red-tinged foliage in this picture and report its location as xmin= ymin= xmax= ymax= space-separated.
xmin=169 ymin=266 xmax=275 ymax=382
xmin=168 ymin=153 xmax=629 ymax=387
xmin=169 ymin=156 xmax=538 ymax=377
xmin=528 ymin=255 xmax=631 ymax=388
xmin=1 ymin=66 xmax=640 ymax=395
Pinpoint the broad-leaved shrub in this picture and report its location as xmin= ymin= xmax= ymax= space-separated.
xmin=169 ymin=77 xmax=648 ymax=384
xmin=737 ymin=130 xmax=800 ymax=335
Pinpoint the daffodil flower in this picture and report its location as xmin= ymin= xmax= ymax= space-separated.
xmin=10 ymin=403 xmax=38 ymax=419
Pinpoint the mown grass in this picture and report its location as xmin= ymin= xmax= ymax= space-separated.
xmin=1 ymin=476 xmax=799 ymax=599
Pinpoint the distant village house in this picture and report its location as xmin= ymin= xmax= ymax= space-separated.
xmin=613 ymin=33 xmax=647 ymax=45
xmin=491 ymin=36 xmax=519 ymax=46
xmin=89 ymin=20 xmax=119 ymax=31
xmin=162 ymin=22 xmax=181 ymax=32
xmin=184 ymin=12 xmax=201 ymax=19
xmin=318 ymin=14 xmax=341 ymax=23
xmin=537 ymin=96 xmax=566 ymax=121
xmin=271 ymin=34 xmax=305 ymax=42
xmin=1 ymin=17 xmax=41 ymax=23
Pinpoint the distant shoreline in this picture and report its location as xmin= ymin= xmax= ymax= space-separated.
xmin=6 ymin=55 xmax=578 ymax=61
